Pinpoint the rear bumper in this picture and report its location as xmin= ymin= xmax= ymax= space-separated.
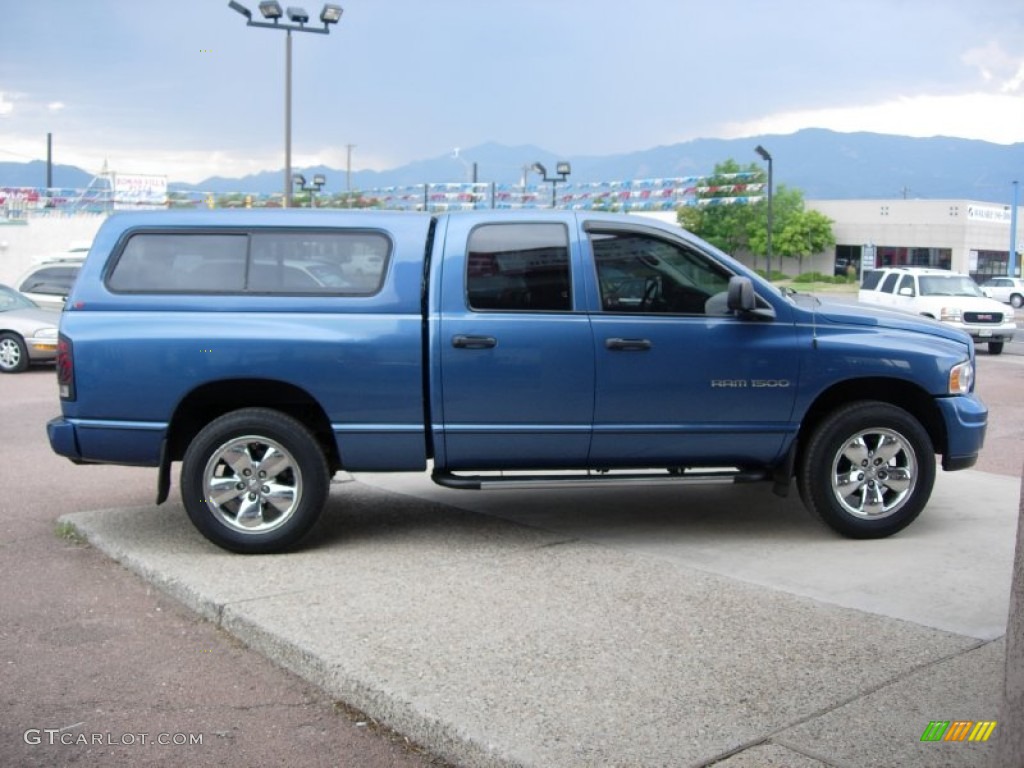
xmin=936 ymin=394 xmax=988 ymax=471
xmin=46 ymin=417 xmax=165 ymax=466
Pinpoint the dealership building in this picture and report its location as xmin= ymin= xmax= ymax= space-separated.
xmin=807 ymin=199 xmax=1022 ymax=279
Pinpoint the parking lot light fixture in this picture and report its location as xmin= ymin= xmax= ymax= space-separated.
xmin=259 ymin=1 xmax=283 ymax=19
xmin=228 ymin=0 xmax=252 ymax=19
xmin=320 ymin=4 xmax=342 ymax=23
xmin=532 ymin=161 xmax=571 ymax=208
xmin=755 ymin=144 xmax=773 ymax=280
xmin=228 ymin=1 xmax=343 ymax=207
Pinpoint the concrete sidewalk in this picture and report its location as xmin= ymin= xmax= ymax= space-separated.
xmin=61 ymin=470 xmax=1019 ymax=767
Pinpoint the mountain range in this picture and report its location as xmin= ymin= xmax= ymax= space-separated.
xmin=2 ymin=129 xmax=1022 ymax=203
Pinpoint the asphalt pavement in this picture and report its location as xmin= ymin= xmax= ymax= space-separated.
xmin=3 ymin=337 xmax=1022 ymax=767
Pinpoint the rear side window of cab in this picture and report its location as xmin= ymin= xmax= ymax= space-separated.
xmin=105 ymin=230 xmax=392 ymax=296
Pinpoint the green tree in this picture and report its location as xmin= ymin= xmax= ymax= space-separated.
xmin=747 ymin=187 xmax=835 ymax=275
xmin=677 ymin=159 xmax=763 ymax=262
xmin=678 ymin=159 xmax=837 ymax=278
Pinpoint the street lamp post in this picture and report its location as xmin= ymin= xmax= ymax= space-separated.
xmin=293 ymin=173 xmax=326 ymax=207
xmin=755 ymin=145 xmax=773 ymax=280
xmin=531 ymin=161 xmax=571 ymax=208
xmin=228 ymin=1 xmax=343 ymax=208
xmin=1010 ymin=180 xmax=1019 ymax=278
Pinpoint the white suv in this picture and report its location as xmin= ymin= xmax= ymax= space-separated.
xmin=859 ymin=267 xmax=1015 ymax=354
xmin=15 ymin=250 xmax=87 ymax=310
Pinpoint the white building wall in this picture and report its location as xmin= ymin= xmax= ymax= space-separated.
xmin=807 ymin=199 xmax=1022 ymax=276
xmin=0 ymin=214 xmax=106 ymax=285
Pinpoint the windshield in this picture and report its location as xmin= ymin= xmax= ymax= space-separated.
xmin=0 ymin=284 xmax=39 ymax=311
xmin=918 ymin=275 xmax=985 ymax=297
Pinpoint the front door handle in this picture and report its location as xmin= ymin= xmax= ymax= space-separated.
xmin=605 ymin=337 xmax=652 ymax=351
xmin=452 ymin=334 xmax=498 ymax=349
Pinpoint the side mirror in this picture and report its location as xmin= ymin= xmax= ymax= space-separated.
xmin=727 ymin=276 xmax=756 ymax=312
xmin=898 ymin=286 xmax=915 ymax=297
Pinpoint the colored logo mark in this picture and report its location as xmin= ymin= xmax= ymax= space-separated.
xmin=920 ymin=720 xmax=997 ymax=742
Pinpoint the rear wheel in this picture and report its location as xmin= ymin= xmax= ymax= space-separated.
xmin=1010 ymin=293 xmax=1022 ymax=309
xmin=0 ymin=332 xmax=28 ymax=373
xmin=988 ymin=341 xmax=1004 ymax=355
xmin=181 ymin=408 xmax=329 ymax=553
xmin=798 ymin=401 xmax=934 ymax=539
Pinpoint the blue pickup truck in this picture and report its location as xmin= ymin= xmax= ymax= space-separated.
xmin=47 ymin=209 xmax=987 ymax=553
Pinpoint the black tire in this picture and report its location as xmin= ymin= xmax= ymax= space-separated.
xmin=0 ymin=332 xmax=29 ymax=373
xmin=988 ymin=341 xmax=1004 ymax=355
xmin=797 ymin=401 xmax=935 ymax=539
xmin=180 ymin=408 xmax=329 ymax=554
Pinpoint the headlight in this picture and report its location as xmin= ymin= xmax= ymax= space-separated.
xmin=948 ymin=360 xmax=973 ymax=394
xmin=34 ymin=327 xmax=59 ymax=338
xmin=940 ymin=307 xmax=962 ymax=322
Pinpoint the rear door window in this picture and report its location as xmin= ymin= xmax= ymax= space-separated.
xmin=466 ymin=223 xmax=571 ymax=311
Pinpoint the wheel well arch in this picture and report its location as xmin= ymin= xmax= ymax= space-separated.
xmin=795 ymin=378 xmax=947 ymax=469
xmin=166 ymin=378 xmax=340 ymax=471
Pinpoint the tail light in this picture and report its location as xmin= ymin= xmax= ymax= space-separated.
xmin=57 ymin=334 xmax=76 ymax=400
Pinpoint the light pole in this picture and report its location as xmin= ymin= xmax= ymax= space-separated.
xmin=293 ymin=173 xmax=325 ymax=207
xmin=755 ymin=145 xmax=773 ymax=280
xmin=531 ymin=161 xmax=571 ymax=208
xmin=1010 ymin=180 xmax=1019 ymax=278
xmin=228 ymin=1 xmax=343 ymax=207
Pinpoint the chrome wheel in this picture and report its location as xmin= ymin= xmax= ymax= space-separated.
xmin=798 ymin=401 xmax=934 ymax=539
xmin=202 ymin=435 xmax=303 ymax=535
xmin=830 ymin=428 xmax=917 ymax=520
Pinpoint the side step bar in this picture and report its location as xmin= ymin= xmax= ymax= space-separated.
xmin=432 ymin=468 xmax=769 ymax=491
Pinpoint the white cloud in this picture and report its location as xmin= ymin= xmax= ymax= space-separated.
xmin=47 ymin=102 xmax=65 ymax=113
xmin=0 ymin=92 xmax=13 ymax=117
xmin=719 ymin=91 xmax=1024 ymax=145
xmin=961 ymin=42 xmax=1023 ymax=90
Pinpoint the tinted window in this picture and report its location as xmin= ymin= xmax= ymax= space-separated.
xmin=108 ymin=230 xmax=390 ymax=295
xmin=109 ymin=234 xmax=247 ymax=292
xmin=249 ymin=232 xmax=390 ymax=295
xmin=466 ymin=223 xmax=571 ymax=311
xmin=591 ymin=231 xmax=732 ymax=315
xmin=20 ymin=265 xmax=80 ymax=295
xmin=861 ymin=269 xmax=884 ymax=290
xmin=880 ymin=273 xmax=900 ymax=294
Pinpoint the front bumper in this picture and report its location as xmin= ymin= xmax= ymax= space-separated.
xmin=951 ymin=321 xmax=1016 ymax=343
xmin=26 ymin=335 xmax=58 ymax=362
xmin=936 ymin=394 xmax=988 ymax=471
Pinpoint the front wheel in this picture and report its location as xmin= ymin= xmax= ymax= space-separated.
xmin=988 ymin=341 xmax=1004 ymax=355
xmin=181 ymin=408 xmax=329 ymax=553
xmin=797 ymin=402 xmax=935 ymax=539
xmin=1010 ymin=293 xmax=1022 ymax=309
xmin=0 ymin=332 xmax=29 ymax=373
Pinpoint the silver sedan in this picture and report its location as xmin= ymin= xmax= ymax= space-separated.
xmin=0 ymin=284 xmax=61 ymax=373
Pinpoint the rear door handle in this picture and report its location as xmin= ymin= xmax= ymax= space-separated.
xmin=605 ymin=337 xmax=652 ymax=351
xmin=452 ymin=334 xmax=497 ymax=349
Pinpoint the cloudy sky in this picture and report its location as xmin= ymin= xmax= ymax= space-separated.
xmin=1 ymin=0 xmax=1022 ymax=183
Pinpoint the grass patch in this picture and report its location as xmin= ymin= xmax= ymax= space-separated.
xmin=54 ymin=520 xmax=87 ymax=546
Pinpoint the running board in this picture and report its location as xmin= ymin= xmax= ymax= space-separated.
xmin=431 ymin=468 xmax=769 ymax=491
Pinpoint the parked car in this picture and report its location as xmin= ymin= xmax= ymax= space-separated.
xmin=0 ymin=284 xmax=60 ymax=373
xmin=858 ymin=267 xmax=1015 ymax=354
xmin=980 ymin=276 xmax=1024 ymax=309
xmin=15 ymin=250 xmax=87 ymax=309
